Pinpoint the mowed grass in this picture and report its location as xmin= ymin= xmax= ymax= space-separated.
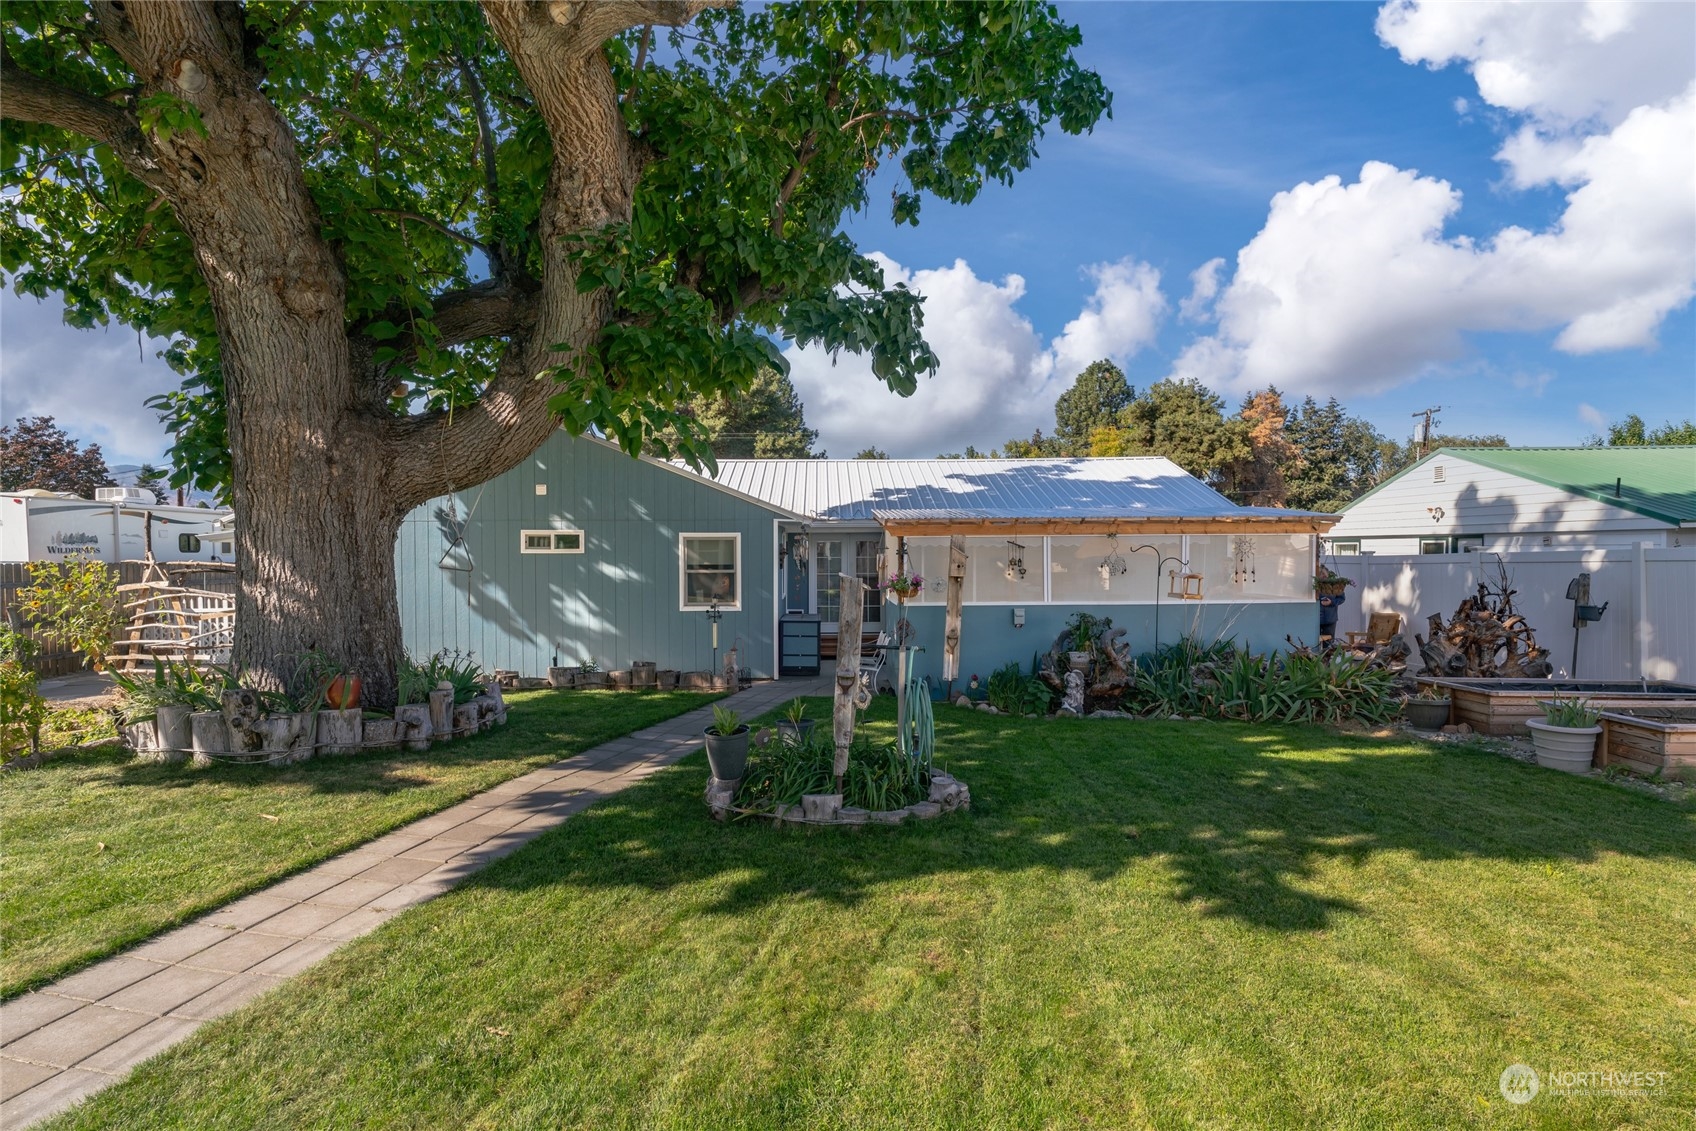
xmin=0 ymin=690 xmax=718 ymax=997
xmin=43 ymin=701 xmax=1696 ymax=1131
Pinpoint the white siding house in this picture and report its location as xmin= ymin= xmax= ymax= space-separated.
xmin=1325 ymin=447 xmax=1696 ymax=555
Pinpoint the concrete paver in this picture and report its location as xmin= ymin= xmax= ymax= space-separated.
xmin=0 ymin=677 xmax=827 ymax=1127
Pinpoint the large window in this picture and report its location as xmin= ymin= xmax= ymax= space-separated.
xmin=520 ymin=528 xmax=584 ymax=554
xmin=681 ymin=533 xmax=740 ymax=610
xmin=1049 ymin=535 xmax=1179 ymax=604
xmin=1188 ymin=533 xmax=1312 ymax=601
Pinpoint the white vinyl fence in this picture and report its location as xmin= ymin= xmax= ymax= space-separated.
xmin=1326 ymin=546 xmax=1696 ymax=683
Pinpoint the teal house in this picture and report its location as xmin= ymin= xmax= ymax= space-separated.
xmin=395 ymin=432 xmax=1337 ymax=684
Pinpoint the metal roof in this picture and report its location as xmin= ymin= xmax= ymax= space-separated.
xmin=1342 ymin=446 xmax=1696 ymax=526
xmin=694 ymin=457 xmax=1329 ymax=523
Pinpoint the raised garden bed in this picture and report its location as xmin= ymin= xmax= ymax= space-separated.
xmin=1598 ymin=706 xmax=1696 ymax=781
xmin=1415 ymin=678 xmax=1696 ymax=736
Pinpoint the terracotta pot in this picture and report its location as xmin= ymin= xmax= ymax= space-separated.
xmin=325 ymin=674 xmax=363 ymax=710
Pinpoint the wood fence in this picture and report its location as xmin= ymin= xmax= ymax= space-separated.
xmin=0 ymin=561 xmax=238 ymax=677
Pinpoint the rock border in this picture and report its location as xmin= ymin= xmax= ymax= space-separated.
xmin=705 ymin=770 xmax=971 ymax=826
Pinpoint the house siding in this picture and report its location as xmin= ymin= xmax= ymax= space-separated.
xmin=1327 ymin=455 xmax=1674 ymax=554
xmin=396 ymin=432 xmax=782 ymax=678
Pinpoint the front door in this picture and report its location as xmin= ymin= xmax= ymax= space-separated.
xmin=811 ymin=537 xmax=883 ymax=634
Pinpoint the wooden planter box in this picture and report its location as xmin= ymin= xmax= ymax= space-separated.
xmin=1598 ymin=708 xmax=1696 ymax=781
xmin=1417 ymin=678 xmax=1696 ymax=736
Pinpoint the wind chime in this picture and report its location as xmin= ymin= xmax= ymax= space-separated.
xmin=1231 ymin=535 xmax=1257 ymax=585
xmin=1097 ymin=533 xmax=1128 ymax=589
xmin=1004 ymin=540 xmax=1027 ymax=582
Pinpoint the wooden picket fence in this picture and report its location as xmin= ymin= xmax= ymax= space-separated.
xmin=0 ymin=561 xmax=237 ymax=677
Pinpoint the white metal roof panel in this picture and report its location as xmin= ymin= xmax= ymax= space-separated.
xmin=687 ymin=457 xmax=1320 ymax=522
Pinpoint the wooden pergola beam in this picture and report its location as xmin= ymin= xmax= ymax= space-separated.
xmin=875 ymin=516 xmax=1339 ymax=537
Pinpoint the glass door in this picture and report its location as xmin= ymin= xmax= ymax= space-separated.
xmin=812 ymin=539 xmax=843 ymax=632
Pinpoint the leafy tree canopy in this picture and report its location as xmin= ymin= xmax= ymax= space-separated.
xmin=1089 ymin=378 xmax=1252 ymax=490
xmin=0 ymin=415 xmax=110 ymax=497
xmin=1595 ymin=414 xmax=1696 ymax=446
xmin=3 ymin=0 xmax=1113 ymax=489
xmin=853 ymin=446 xmax=889 ymax=460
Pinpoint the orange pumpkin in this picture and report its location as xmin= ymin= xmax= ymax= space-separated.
xmin=325 ymin=673 xmax=362 ymax=710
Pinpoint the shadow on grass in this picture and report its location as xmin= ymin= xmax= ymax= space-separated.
xmin=471 ymin=701 xmax=1696 ymax=933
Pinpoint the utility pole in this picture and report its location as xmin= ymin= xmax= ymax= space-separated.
xmin=1411 ymin=406 xmax=1442 ymax=460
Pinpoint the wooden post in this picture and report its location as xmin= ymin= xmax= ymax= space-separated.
xmin=833 ymin=573 xmax=863 ymax=792
xmin=943 ymin=535 xmax=967 ymax=683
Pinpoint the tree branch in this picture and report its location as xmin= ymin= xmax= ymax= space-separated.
xmin=455 ymin=55 xmax=508 ymax=279
xmin=371 ymin=208 xmax=492 ymax=255
xmin=542 ymin=0 xmax=728 ymax=54
xmin=0 ymin=48 xmax=138 ymax=150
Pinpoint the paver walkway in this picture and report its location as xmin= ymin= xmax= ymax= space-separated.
xmin=0 ymin=678 xmax=830 ymax=1128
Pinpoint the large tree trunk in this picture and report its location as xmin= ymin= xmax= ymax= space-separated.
xmin=7 ymin=0 xmax=705 ymax=707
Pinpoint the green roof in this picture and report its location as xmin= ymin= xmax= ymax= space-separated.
xmin=1345 ymin=446 xmax=1696 ymax=525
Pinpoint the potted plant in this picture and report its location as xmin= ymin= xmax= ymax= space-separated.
xmin=777 ymin=699 xmax=815 ymax=746
xmin=703 ymin=704 xmax=750 ymax=780
xmin=886 ymin=569 xmax=924 ymax=604
xmin=1403 ymin=685 xmax=1452 ymax=730
xmin=1313 ymin=565 xmax=1353 ymax=598
xmin=1527 ymin=696 xmax=1602 ymax=773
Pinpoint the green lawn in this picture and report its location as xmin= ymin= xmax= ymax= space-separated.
xmin=0 ymin=689 xmax=718 ymax=997
xmin=41 ymin=702 xmax=1696 ymax=1130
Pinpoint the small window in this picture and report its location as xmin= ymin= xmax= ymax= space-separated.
xmin=1433 ymin=465 xmax=1446 ymax=483
xmin=178 ymin=533 xmax=201 ymax=553
xmin=1455 ymin=535 xmax=1485 ymax=553
xmin=520 ymin=529 xmax=584 ymax=554
xmin=1419 ymin=539 xmax=1448 ymax=555
xmin=218 ymin=542 xmax=233 ymax=555
xmin=681 ymin=533 xmax=740 ymax=610
xmin=1331 ymin=540 xmax=1361 ymax=555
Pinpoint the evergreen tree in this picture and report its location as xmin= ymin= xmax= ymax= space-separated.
xmin=1093 ymin=378 xmax=1251 ymax=490
xmin=854 ymin=447 xmax=890 ymax=460
xmin=675 ymin=369 xmax=818 ymax=459
xmin=1000 ymin=430 xmax=1064 ymax=458
xmin=1052 ymin=360 xmax=1133 ymax=453
xmin=1284 ymin=397 xmax=1393 ymax=512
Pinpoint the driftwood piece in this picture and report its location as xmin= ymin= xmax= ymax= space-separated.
xmin=1413 ymin=561 xmax=1552 ymax=679
xmin=833 ymin=574 xmax=864 ymax=788
xmin=943 ymin=536 xmax=966 ymax=682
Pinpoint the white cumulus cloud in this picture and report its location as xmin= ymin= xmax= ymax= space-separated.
xmin=785 ymin=253 xmax=1166 ymax=457
xmin=1178 ymin=258 xmax=1226 ymax=322
xmin=1172 ymin=1 xmax=1696 ymax=398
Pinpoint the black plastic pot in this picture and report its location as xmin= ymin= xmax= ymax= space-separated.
xmin=777 ymin=718 xmax=816 ymax=746
xmin=704 ymin=725 xmax=751 ymax=780
xmin=1404 ymin=698 xmax=1453 ymax=730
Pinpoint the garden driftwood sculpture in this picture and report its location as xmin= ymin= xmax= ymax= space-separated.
xmin=1414 ymin=562 xmax=1552 ymax=679
xmin=1038 ymin=614 xmax=1136 ymax=707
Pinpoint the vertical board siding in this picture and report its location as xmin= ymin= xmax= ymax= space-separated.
xmin=1326 ymin=548 xmax=1696 ymax=681
xmin=395 ymin=434 xmax=780 ymax=678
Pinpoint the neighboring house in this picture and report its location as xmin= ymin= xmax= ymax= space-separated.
xmin=395 ymin=431 xmax=1337 ymax=684
xmin=1326 ymin=447 xmax=1696 ymax=556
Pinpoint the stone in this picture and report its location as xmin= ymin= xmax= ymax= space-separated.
xmin=908 ymin=801 xmax=942 ymax=820
xmin=977 ymin=703 xmax=997 ymax=714
xmin=1057 ymin=706 xmax=1081 ymax=718
xmin=868 ymin=808 xmax=908 ymax=825
xmin=1088 ymin=709 xmax=1132 ymax=719
xmin=1440 ymin=723 xmax=1474 ymax=736
xmin=802 ymin=793 xmax=842 ymax=822
xmin=954 ymin=694 xmax=972 ymax=708
xmin=836 ymin=807 xmax=870 ymax=825
xmin=1061 ymin=669 xmax=1086 ymax=715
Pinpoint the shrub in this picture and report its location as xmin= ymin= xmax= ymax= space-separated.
xmin=397 ymin=649 xmax=484 ymax=706
xmin=108 ymin=659 xmax=232 ymax=722
xmin=735 ymin=727 xmax=929 ymax=814
xmin=1124 ymin=635 xmax=1396 ymax=726
xmin=14 ymin=559 xmax=121 ymax=671
xmin=0 ymin=660 xmax=49 ymax=761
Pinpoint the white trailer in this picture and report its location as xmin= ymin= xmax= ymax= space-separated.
xmin=0 ymin=488 xmax=234 ymax=564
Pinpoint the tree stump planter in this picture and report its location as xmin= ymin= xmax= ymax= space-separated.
xmin=472 ymin=694 xmax=499 ymax=731
xmin=155 ymin=705 xmax=193 ymax=765
xmin=427 ymin=686 xmax=454 ymax=739
xmin=609 ymin=669 xmax=633 ymax=690
xmin=189 ymin=711 xmax=231 ymax=767
xmin=363 ymin=717 xmax=401 ymax=751
xmin=452 ymin=702 xmax=480 ymax=738
xmin=547 ymin=667 xmax=577 ymax=689
xmin=656 ymin=669 xmax=679 ymax=690
xmin=395 ymin=703 xmax=432 ymax=751
xmin=316 ymin=708 xmax=363 ymax=756
xmin=632 ymin=661 xmax=657 ymax=689
xmin=578 ymin=670 xmax=608 ymax=689
xmin=124 ymin=720 xmax=160 ymax=759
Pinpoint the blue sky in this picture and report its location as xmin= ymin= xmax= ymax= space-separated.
xmin=3 ymin=1 xmax=1693 ymax=465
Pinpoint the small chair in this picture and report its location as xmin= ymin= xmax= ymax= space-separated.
xmin=1346 ymin=612 xmax=1402 ymax=649
xmin=859 ymin=630 xmax=892 ymax=693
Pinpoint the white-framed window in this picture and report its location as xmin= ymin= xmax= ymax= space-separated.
xmin=1330 ymin=539 xmax=1361 ymax=555
xmin=1419 ymin=538 xmax=1449 ymax=555
xmin=1454 ymin=535 xmax=1485 ymax=552
xmin=680 ymin=533 xmax=740 ymax=610
xmin=520 ymin=528 xmax=585 ymax=554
